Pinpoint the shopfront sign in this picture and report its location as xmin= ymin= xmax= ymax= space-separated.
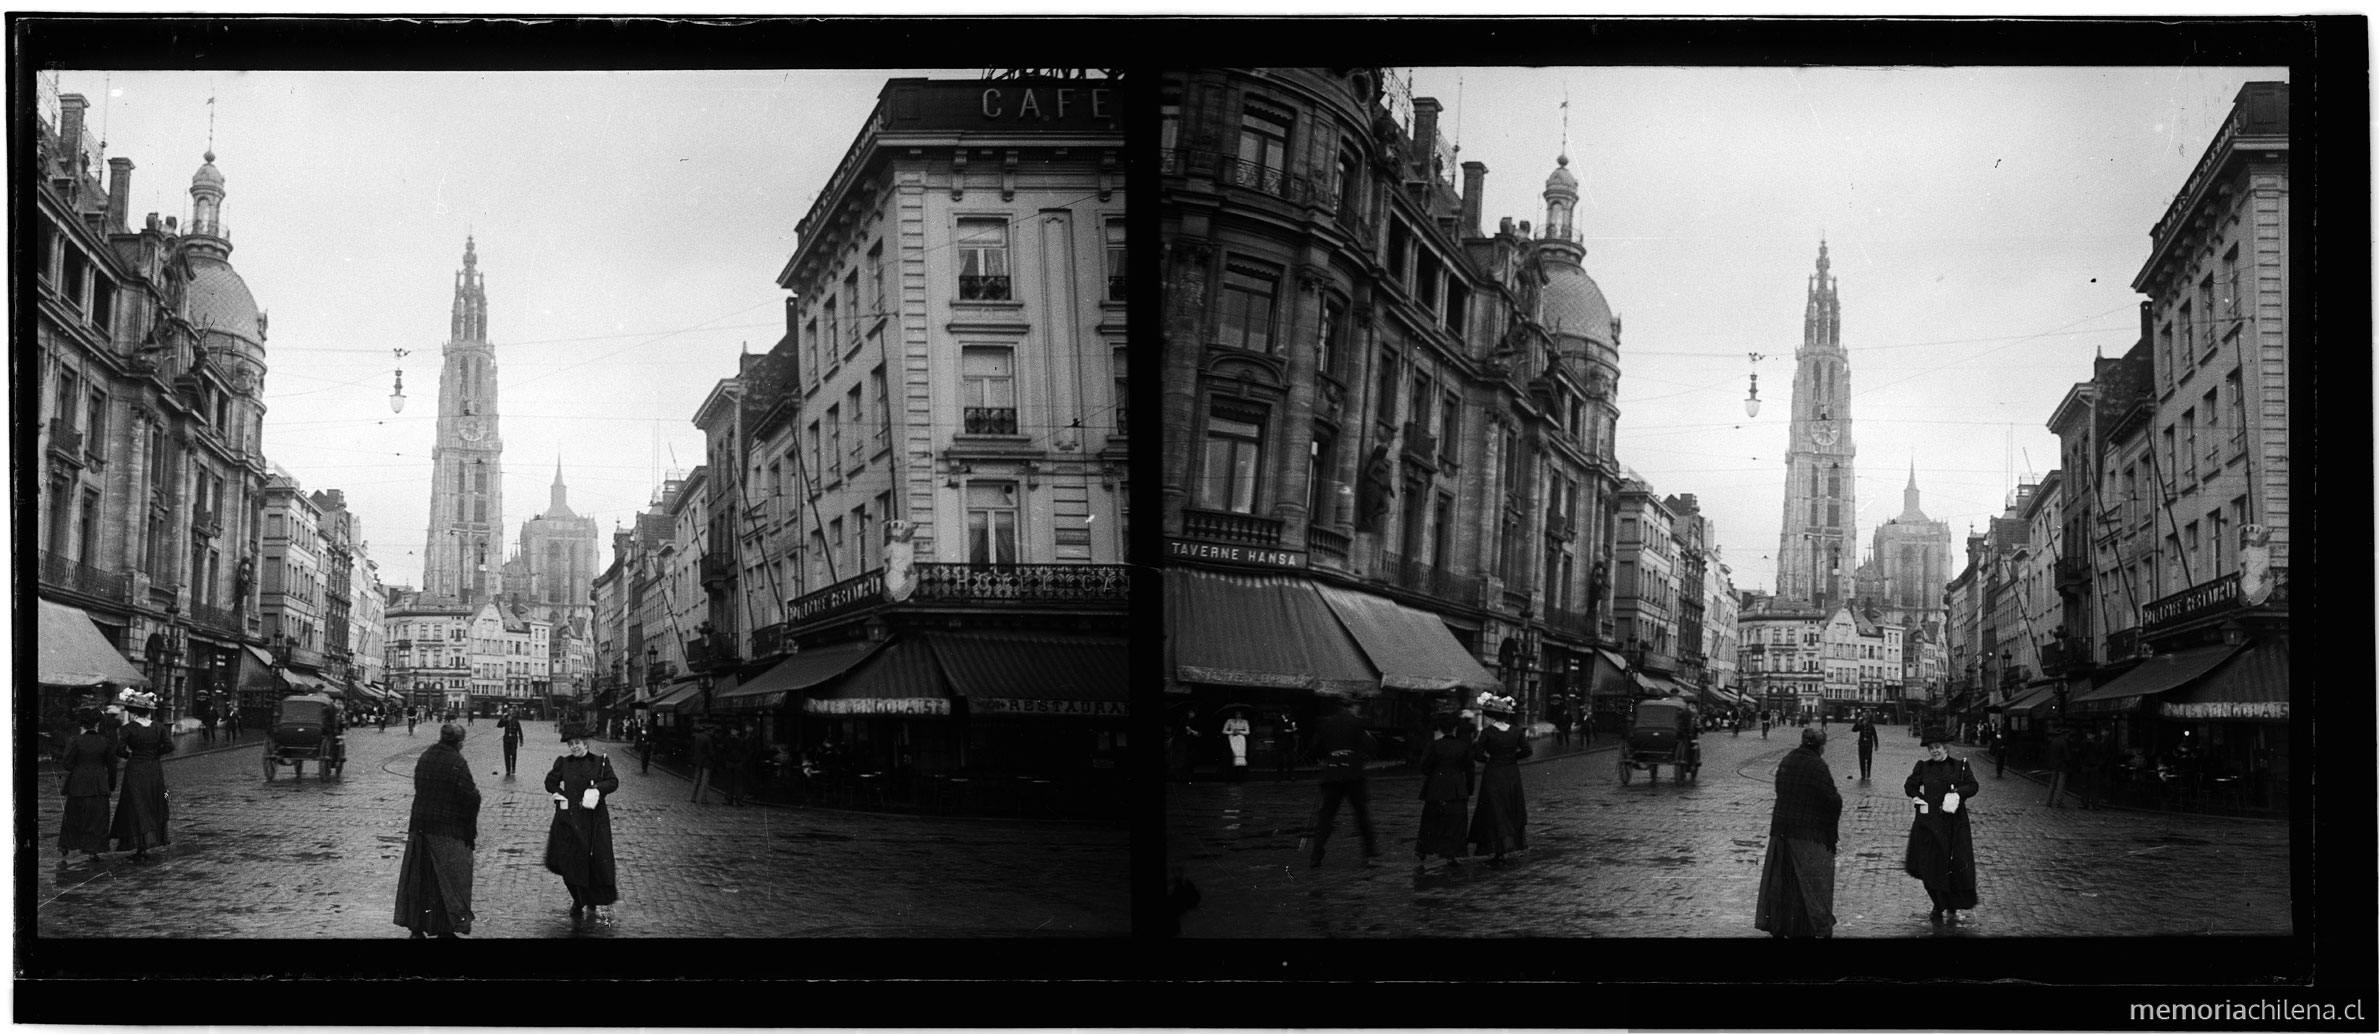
xmin=1166 ymin=537 xmax=1306 ymax=570
xmin=978 ymin=697 xmax=1127 ymax=718
xmin=2144 ymin=572 xmax=2239 ymax=631
xmin=787 ymin=570 xmax=887 ymax=627
xmin=803 ymin=696 xmax=950 ymax=717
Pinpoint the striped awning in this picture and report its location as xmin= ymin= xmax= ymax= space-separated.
xmin=2159 ymin=639 xmax=2287 ymax=721
xmin=718 ymin=641 xmax=885 ymax=711
xmin=925 ymin=631 xmax=1127 ymax=718
xmin=1167 ymin=567 xmax=1378 ymax=696
xmin=35 ymin=600 xmax=148 ymax=688
xmin=802 ymin=637 xmax=953 ymax=717
xmin=2069 ymin=643 xmax=2244 ymax=715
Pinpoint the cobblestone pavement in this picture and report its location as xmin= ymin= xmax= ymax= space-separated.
xmin=30 ymin=721 xmax=1127 ymax=938
xmin=1169 ymin=723 xmax=2289 ymax=938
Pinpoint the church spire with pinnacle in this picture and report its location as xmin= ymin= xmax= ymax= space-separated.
xmin=452 ymin=235 xmax=488 ymax=342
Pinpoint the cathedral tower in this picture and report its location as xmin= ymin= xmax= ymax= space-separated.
xmin=1776 ymin=241 xmax=1856 ymax=610
xmin=505 ymin=458 xmax=600 ymax=635
xmin=421 ymin=237 xmax=505 ymax=607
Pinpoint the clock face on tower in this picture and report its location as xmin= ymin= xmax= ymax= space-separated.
xmin=1809 ymin=424 xmax=1839 ymax=448
xmin=457 ymin=416 xmax=485 ymax=443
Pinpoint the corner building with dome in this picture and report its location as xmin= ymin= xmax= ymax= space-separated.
xmin=1160 ymin=68 xmax=1633 ymax=760
xmin=31 ymin=86 xmax=287 ymax=732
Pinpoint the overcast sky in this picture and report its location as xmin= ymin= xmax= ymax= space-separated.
xmin=48 ymin=68 xmax=963 ymax=591
xmin=1405 ymin=65 xmax=2285 ymax=597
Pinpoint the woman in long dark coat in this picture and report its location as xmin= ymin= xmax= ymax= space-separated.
xmin=395 ymin=722 xmax=480 ymax=938
xmin=545 ymin=723 xmax=622 ymax=918
xmin=1415 ymin=714 xmax=1474 ymax=869
xmin=108 ymin=691 xmax=173 ymax=861
xmin=1466 ymin=695 xmax=1531 ymax=864
xmin=1904 ymin=726 xmax=1982 ymax=925
xmin=58 ymin=707 xmax=116 ymax=867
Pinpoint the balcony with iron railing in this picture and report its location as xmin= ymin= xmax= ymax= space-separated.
xmin=963 ymin=406 xmax=1019 ymax=435
xmin=191 ymin=509 xmax=224 ymax=541
xmin=47 ymin=421 xmax=85 ymax=469
xmin=188 ymin=598 xmax=239 ymax=633
xmin=749 ymin=621 xmax=788 ymax=659
xmin=39 ymin=549 xmax=129 ymax=603
xmin=912 ymin=562 xmax=1130 ymax=604
xmin=1182 ymin=507 xmax=1282 ymax=547
xmin=2054 ymin=556 xmax=2091 ymax=591
xmin=699 ymin=552 xmax=736 ymax=587
xmin=958 ymin=275 xmax=1013 ymax=301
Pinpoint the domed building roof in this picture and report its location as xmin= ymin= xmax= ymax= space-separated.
xmin=1544 ymin=153 xmax=1578 ymax=192
xmin=185 ymin=254 xmax=264 ymax=345
xmin=1541 ymin=258 xmax=1615 ymax=346
xmin=191 ymin=150 xmax=224 ymax=192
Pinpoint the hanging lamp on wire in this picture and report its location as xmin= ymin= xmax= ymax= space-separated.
xmin=1744 ymin=352 xmax=1767 ymax=417
xmin=389 ymin=348 xmax=411 ymax=412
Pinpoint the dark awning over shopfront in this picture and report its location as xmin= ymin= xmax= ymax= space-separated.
xmin=2068 ymin=643 xmax=2245 ymax=715
xmin=1312 ymin=585 xmax=1499 ymax=692
xmin=1997 ymin=683 xmax=2057 ymax=716
xmin=644 ymin=680 xmax=705 ymax=712
xmin=925 ymin=631 xmax=1128 ymax=718
xmin=281 ymin=670 xmax=330 ymax=695
xmin=719 ymin=641 xmax=885 ymax=711
xmin=1167 ymin=567 xmax=1378 ymax=696
xmin=1635 ymin=673 xmax=1687 ymax=699
xmin=2159 ymin=638 xmax=2287 ymax=721
xmin=802 ymin=637 xmax=954 ymax=717
xmin=36 ymin=600 xmax=148 ymax=688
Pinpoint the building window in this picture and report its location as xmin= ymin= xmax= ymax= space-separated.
xmin=825 ymin=403 xmax=843 ymax=480
xmin=960 ymin=346 xmax=1017 ymax=434
xmin=870 ymin=364 xmax=889 ymax=446
xmin=1198 ymin=411 xmax=1264 ymax=514
xmin=1308 ymin=428 xmax=1337 ymax=524
xmin=806 ymin=420 xmax=822 ymax=485
xmin=1232 ymin=105 xmax=1290 ymax=194
xmin=964 ymin=481 xmax=1019 ymax=567
xmin=1334 ymin=147 xmax=1362 ymax=216
xmin=1112 ymin=346 xmax=1129 ymax=436
xmin=1217 ymin=262 xmax=1279 ymax=353
xmin=868 ymin=242 xmax=886 ymax=312
xmin=846 ymin=385 xmax=865 ymax=467
xmin=1374 ymin=351 xmax=1399 ymax=427
xmin=1105 ymin=218 xmax=1127 ymax=302
xmin=1439 ymin=392 xmax=1460 ymax=464
xmin=956 ymin=218 xmax=1011 ymax=300
xmin=1316 ymin=295 xmax=1345 ymax=380
xmin=852 ymin=505 xmax=871 ymax=574
xmin=2220 ymin=245 xmax=2241 ymax=320
xmin=2178 ymin=300 xmax=2195 ymax=364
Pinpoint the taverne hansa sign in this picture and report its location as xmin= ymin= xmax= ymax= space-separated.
xmin=1166 ymin=537 xmax=1306 ymax=570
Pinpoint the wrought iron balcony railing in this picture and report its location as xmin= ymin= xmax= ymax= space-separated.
xmin=188 ymin=599 xmax=239 ymax=633
xmin=958 ymin=275 xmax=1013 ymax=301
xmin=912 ymin=562 xmax=1130 ymax=604
xmin=39 ymin=549 xmax=129 ymax=602
xmin=963 ymin=406 xmax=1019 ymax=435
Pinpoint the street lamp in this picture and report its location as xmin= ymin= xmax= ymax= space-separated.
xmin=389 ymin=348 xmax=411 ymax=413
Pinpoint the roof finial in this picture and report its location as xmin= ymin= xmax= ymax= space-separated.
xmin=1559 ymin=84 xmax=1570 ymax=162
xmin=205 ymin=85 xmax=216 ymax=159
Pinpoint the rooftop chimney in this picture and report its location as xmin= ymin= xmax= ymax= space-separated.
xmin=1411 ymin=97 xmax=1442 ymax=182
xmin=1460 ymin=160 xmax=1487 ymax=238
xmin=57 ymin=94 xmax=88 ymax=176
xmin=106 ymin=157 xmax=134 ymax=234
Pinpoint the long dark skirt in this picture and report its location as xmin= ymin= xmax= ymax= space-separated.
xmin=544 ymin=813 xmax=619 ymax=906
xmin=1467 ymin=765 xmax=1527 ymax=855
xmin=1904 ymin=814 xmax=1979 ymax=910
xmin=1416 ymin=797 xmax=1470 ymax=859
xmin=60 ymin=794 xmax=111 ymax=855
xmin=1753 ymin=836 xmax=1836 ymax=937
xmin=109 ymin=760 xmax=169 ymax=852
xmin=392 ymin=832 xmax=475 ymax=935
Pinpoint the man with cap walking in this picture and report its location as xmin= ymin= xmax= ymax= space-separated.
xmin=1303 ymin=695 xmax=1380 ymax=868
xmin=498 ymin=707 xmax=527 ymax=778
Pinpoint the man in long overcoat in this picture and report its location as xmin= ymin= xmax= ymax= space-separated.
xmin=545 ymin=722 xmax=622 ymax=918
xmin=394 ymin=723 xmax=479 ymax=938
xmin=1755 ymin=727 xmax=1842 ymax=938
xmin=1853 ymin=712 xmax=1880 ymax=780
xmin=498 ymin=707 xmax=527 ymax=778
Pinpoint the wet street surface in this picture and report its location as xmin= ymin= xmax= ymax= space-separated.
xmin=1170 ymin=724 xmax=2289 ymax=937
xmin=30 ymin=722 xmax=1127 ymax=938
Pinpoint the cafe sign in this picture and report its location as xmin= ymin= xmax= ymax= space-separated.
xmin=2143 ymin=571 xmax=2239 ymax=631
xmin=1166 ymin=537 xmax=1306 ymax=570
xmin=787 ymin=569 xmax=887 ymax=627
xmin=978 ymin=697 xmax=1127 ymax=718
xmin=803 ymin=696 xmax=950 ymax=717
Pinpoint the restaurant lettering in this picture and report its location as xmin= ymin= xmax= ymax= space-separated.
xmin=787 ymin=570 xmax=887 ymax=626
xmin=1166 ymin=538 xmax=1306 ymax=570
xmin=980 ymin=698 xmax=1127 ymax=718
xmin=802 ymin=696 xmax=950 ymax=717
xmin=980 ymin=87 xmax=1114 ymax=121
xmin=2144 ymin=572 xmax=2239 ymax=630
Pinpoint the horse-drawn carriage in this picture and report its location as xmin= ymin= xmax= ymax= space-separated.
xmin=1619 ymin=697 xmax=1701 ymax=785
xmin=264 ymin=692 xmax=346 ymax=781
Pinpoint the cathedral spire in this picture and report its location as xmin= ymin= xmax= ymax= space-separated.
xmin=451 ymin=235 xmax=487 ymax=342
xmin=1900 ymin=461 xmax=1928 ymax=522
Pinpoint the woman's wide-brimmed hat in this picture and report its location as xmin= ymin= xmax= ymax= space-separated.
xmin=1480 ymin=693 xmax=1518 ymax=718
xmin=119 ymin=690 xmax=159 ymax=712
xmin=559 ymin=722 xmax=592 ymax=742
xmin=1919 ymin=726 xmax=1952 ymax=746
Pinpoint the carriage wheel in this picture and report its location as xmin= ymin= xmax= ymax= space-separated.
xmin=263 ymin=751 xmax=277 ymax=781
xmin=1618 ymin=757 xmax=1633 ymax=785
